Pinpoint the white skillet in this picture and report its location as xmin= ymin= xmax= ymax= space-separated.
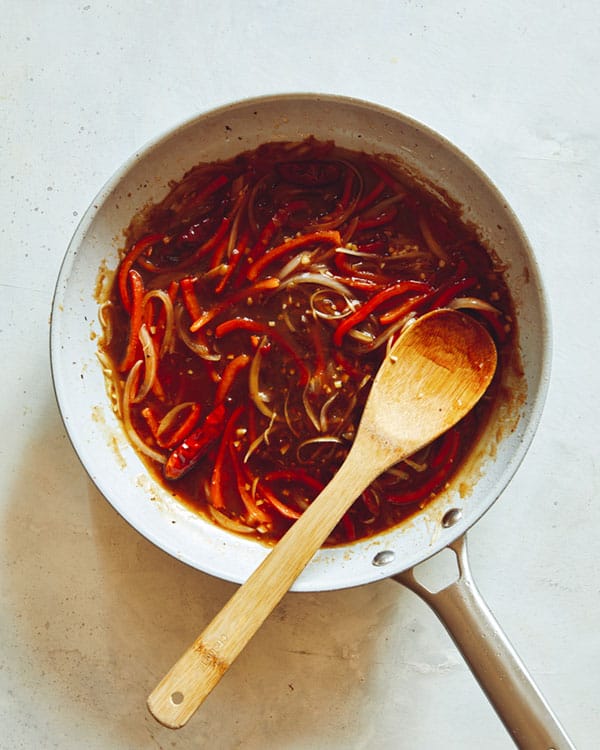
xmin=50 ymin=94 xmax=572 ymax=748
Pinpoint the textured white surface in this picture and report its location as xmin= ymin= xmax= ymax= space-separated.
xmin=1 ymin=2 xmax=598 ymax=748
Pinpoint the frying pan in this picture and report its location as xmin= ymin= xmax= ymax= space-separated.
xmin=50 ymin=94 xmax=573 ymax=748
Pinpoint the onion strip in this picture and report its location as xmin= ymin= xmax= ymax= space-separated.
xmin=132 ymin=324 xmax=157 ymax=403
xmin=175 ymin=305 xmax=221 ymax=361
xmin=122 ymin=361 xmax=166 ymax=464
xmin=248 ymin=339 xmax=277 ymax=420
xmin=142 ymin=289 xmax=175 ymax=355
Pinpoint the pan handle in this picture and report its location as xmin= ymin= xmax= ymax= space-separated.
xmin=392 ymin=534 xmax=575 ymax=750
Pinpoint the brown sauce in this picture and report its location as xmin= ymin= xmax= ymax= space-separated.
xmin=99 ymin=138 xmax=515 ymax=545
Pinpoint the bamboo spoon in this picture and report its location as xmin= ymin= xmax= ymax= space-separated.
xmin=148 ymin=308 xmax=497 ymax=728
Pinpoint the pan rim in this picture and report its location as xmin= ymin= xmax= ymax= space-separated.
xmin=49 ymin=93 xmax=552 ymax=591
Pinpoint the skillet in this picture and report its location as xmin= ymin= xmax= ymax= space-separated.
xmin=50 ymin=94 xmax=573 ymax=748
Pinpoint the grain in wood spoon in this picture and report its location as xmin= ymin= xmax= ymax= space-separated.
xmin=148 ymin=308 xmax=497 ymax=728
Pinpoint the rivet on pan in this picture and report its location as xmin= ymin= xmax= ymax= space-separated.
xmin=372 ymin=550 xmax=395 ymax=567
xmin=441 ymin=508 xmax=463 ymax=528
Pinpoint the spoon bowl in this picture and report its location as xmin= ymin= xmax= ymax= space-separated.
xmin=147 ymin=308 xmax=497 ymax=729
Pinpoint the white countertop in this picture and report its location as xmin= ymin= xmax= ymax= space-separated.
xmin=2 ymin=2 xmax=598 ymax=748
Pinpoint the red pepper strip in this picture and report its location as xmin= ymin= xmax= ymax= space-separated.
xmin=118 ymin=233 xmax=163 ymax=313
xmin=184 ymin=216 xmax=232 ymax=268
xmin=215 ymin=245 xmax=243 ymax=294
xmin=356 ymin=179 xmax=386 ymax=212
xmin=209 ymin=405 xmax=244 ymax=510
xmin=189 ymin=277 xmax=280 ymax=332
xmin=263 ymin=468 xmax=325 ymax=495
xmin=378 ymin=292 xmax=431 ymax=325
xmin=141 ymin=406 xmax=161 ymax=441
xmin=340 ymin=513 xmax=357 ymax=542
xmin=167 ymin=279 xmax=180 ymax=301
xmin=246 ymin=230 xmax=342 ymax=281
xmin=180 ymin=277 xmax=203 ymax=321
xmin=164 ymin=402 xmax=227 ymax=480
xmin=257 ymin=482 xmax=302 ymax=520
xmin=118 ymin=270 xmax=145 ymax=372
xmin=430 ymin=276 xmax=478 ymax=309
xmin=254 ymin=200 xmax=309 ymax=253
xmin=209 ymin=231 xmax=231 ymax=270
xmin=333 ymin=280 xmax=433 ymax=347
xmin=356 ymin=206 xmax=398 ymax=231
xmin=215 ymin=317 xmax=310 ymax=385
xmin=331 ymin=274 xmax=383 ymax=292
xmin=387 ymin=429 xmax=460 ymax=505
xmin=158 ymin=403 xmax=202 ymax=449
xmin=215 ymin=353 xmax=251 ymax=404
xmin=229 ymin=444 xmax=273 ymax=525
xmin=141 ymin=403 xmax=202 ymax=448
xmin=333 ymin=251 xmax=386 ymax=284
xmin=190 ymin=173 xmax=229 ymax=208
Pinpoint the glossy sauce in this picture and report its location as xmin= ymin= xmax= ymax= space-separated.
xmin=100 ymin=138 xmax=515 ymax=544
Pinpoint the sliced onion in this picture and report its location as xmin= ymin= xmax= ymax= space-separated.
xmin=175 ymin=304 xmax=221 ymax=361
xmin=143 ymin=289 xmax=175 ymax=355
xmin=403 ymin=457 xmax=428 ymax=472
xmin=132 ymin=324 xmax=157 ymax=403
xmin=122 ymin=361 xmax=166 ymax=464
xmin=307 ymin=160 xmax=364 ymax=231
xmin=297 ymin=435 xmax=344 ymax=462
xmin=302 ymin=381 xmax=322 ymax=432
xmin=208 ymin=505 xmax=256 ymax=534
xmin=418 ymin=214 xmax=448 ymax=261
xmin=98 ymin=301 xmax=114 ymax=346
xmin=448 ymin=296 xmax=501 ymax=315
xmin=334 ymin=246 xmax=382 ymax=260
xmin=384 ymin=467 xmax=411 ymax=481
xmin=244 ymin=432 xmax=265 ymax=463
xmin=276 ymin=250 xmax=314 ymax=280
xmin=249 ymin=339 xmax=277 ymax=420
xmin=278 ymin=271 xmax=354 ymax=298
xmin=283 ymin=390 xmax=300 ymax=438
xmin=309 ymin=288 xmax=356 ymax=321
xmin=360 ymin=192 xmax=406 ymax=219
xmin=370 ymin=312 xmax=418 ymax=351
xmin=348 ymin=327 xmax=376 ymax=344
xmin=156 ymin=401 xmax=197 ymax=439
xmin=96 ymin=350 xmax=122 ymax=417
xmin=319 ymin=391 xmax=339 ymax=433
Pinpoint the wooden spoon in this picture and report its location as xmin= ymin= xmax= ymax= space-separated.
xmin=147 ymin=308 xmax=497 ymax=728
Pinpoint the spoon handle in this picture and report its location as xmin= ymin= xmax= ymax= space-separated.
xmin=147 ymin=442 xmax=378 ymax=728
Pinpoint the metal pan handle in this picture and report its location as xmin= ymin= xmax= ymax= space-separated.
xmin=392 ymin=534 xmax=575 ymax=750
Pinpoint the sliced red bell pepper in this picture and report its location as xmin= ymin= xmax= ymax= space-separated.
xmin=214 ymin=317 xmax=310 ymax=386
xmin=387 ymin=429 xmax=460 ymax=505
xmin=229 ymin=443 xmax=273 ymax=525
xmin=118 ymin=269 xmax=145 ymax=372
xmin=164 ymin=402 xmax=227 ymax=480
xmin=118 ymin=233 xmax=163 ymax=313
xmin=246 ymin=230 xmax=342 ymax=281
xmin=215 ymin=353 xmax=251 ymax=405
xmin=209 ymin=405 xmax=245 ymax=510
xmin=333 ymin=279 xmax=432 ymax=347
